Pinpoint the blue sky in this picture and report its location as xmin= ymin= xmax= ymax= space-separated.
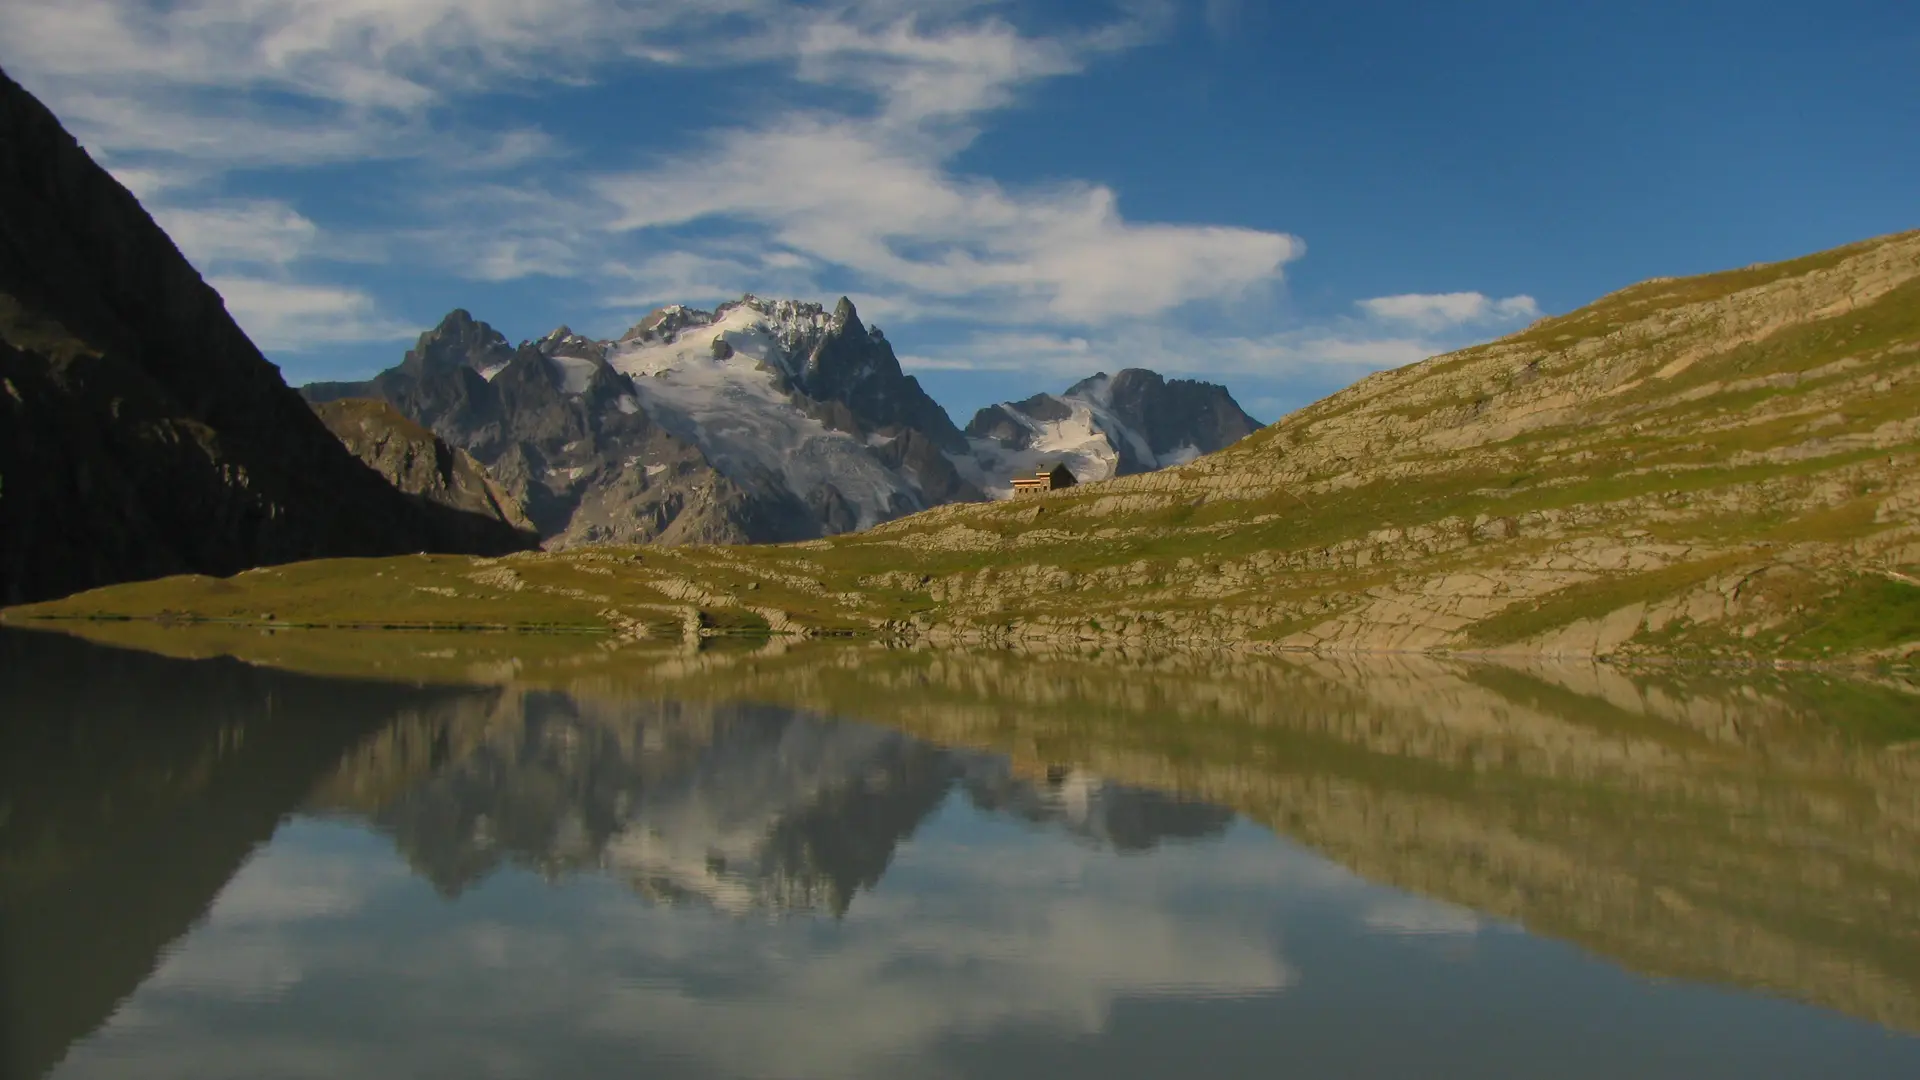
xmin=3 ymin=1 xmax=1914 ymax=421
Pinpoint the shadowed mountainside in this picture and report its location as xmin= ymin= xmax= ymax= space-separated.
xmin=0 ymin=67 xmax=533 ymax=606
xmin=0 ymin=628 xmax=500 ymax=1080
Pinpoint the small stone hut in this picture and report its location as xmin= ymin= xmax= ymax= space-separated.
xmin=1010 ymin=464 xmax=1077 ymax=495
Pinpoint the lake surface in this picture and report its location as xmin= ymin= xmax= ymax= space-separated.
xmin=3 ymin=626 xmax=1919 ymax=1079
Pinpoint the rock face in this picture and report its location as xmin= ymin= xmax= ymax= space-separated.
xmin=305 ymin=296 xmax=989 ymax=547
xmin=0 ymin=66 xmax=532 ymax=605
xmin=961 ymin=368 xmax=1260 ymax=493
xmin=310 ymin=399 xmax=538 ymax=543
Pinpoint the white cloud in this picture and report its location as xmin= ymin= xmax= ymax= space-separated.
xmin=208 ymin=276 xmax=414 ymax=350
xmin=1357 ymin=291 xmax=1542 ymax=331
xmin=903 ymin=327 xmax=1432 ymax=380
xmin=156 ymin=200 xmax=319 ymax=267
xmin=102 ymin=161 xmax=204 ymax=202
xmin=67 ymin=805 xmax=1300 ymax=1080
xmin=797 ymin=17 xmax=1075 ymax=123
xmin=600 ymin=249 xmax=825 ymax=310
xmin=595 ymin=116 xmax=1300 ymax=324
xmin=0 ymin=0 xmax=1528 ymax=388
xmin=0 ymin=0 xmax=786 ymax=170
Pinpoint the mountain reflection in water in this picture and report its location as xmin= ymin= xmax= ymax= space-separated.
xmin=307 ymin=690 xmax=1230 ymax=915
xmin=2 ymin=626 xmax=1918 ymax=1079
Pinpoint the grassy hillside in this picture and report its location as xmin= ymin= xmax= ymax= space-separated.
xmin=7 ymin=230 xmax=1920 ymax=663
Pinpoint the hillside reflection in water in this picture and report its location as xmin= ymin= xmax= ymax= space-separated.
xmin=3 ymin=627 xmax=1918 ymax=1079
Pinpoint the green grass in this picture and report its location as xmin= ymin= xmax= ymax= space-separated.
xmin=1783 ymin=575 xmax=1920 ymax=659
xmin=1465 ymin=554 xmax=1750 ymax=647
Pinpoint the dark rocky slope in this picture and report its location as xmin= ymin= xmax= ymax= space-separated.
xmin=0 ymin=67 xmax=531 ymax=604
xmin=311 ymin=398 xmax=538 ymax=542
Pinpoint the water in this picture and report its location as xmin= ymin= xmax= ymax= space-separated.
xmin=3 ymin=627 xmax=1918 ymax=1079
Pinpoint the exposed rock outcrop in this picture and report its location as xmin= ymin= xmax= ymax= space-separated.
xmin=311 ymin=398 xmax=538 ymax=545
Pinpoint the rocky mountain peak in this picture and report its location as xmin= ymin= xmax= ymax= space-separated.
xmin=621 ymin=303 xmax=713 ymax=345
xmin=535 ymin=325 xmax=600 ymax=359
xmin=403 ymin=308 xmax=514 ymax=379
xmin=1097 ymin=368 xmax=1261 ymax=463
xmin=830 ymin=295 xmax=860 ymax=333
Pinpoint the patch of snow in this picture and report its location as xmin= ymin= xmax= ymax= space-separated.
xmin=477 ymin=361 xmax=511 ymax=382
xmin=615 ymin=395 xmax=640 ymax=415
xmin=645 ymin=463 xmax=669 ymax=477
xmin=605 ymin=302 xmax=921 ymax=530
xmin=549 ymin=354 xmax=599 ymax=396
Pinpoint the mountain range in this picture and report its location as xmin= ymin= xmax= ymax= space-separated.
xmin=303 ymin=302 xmax=1258 ymax=547
xmin=44 ymin=226 xmax=1918 ymax=665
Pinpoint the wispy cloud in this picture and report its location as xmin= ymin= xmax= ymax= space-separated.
xmin=207 ymin=277 xmax=413 ymax=350
xmin=1357 ymin=291 xmax=1541 ymax=331
xmin=0 ymin=0 xmax=1527 ymax=391
xmin=155 ymin=200 xmax=319 ymax=267
xmin=901 ymin=327 xmax=1434 ymax=380
xmin=595 ymin=117 xmax=1301 ymax=324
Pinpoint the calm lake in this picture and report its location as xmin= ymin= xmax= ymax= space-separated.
xmin=3 ymin=626 xmax=1918 ymax=1079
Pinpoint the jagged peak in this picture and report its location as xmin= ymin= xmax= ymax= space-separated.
xmin=830 ymin=295 xmax=861 ymax=334
xmin=725 ymin=293 xmax=825 ymax=319
xmin=423 ymin=307 xmax=505 ymax=343
xmin=620 ymin=303 xmax=715 ymax=344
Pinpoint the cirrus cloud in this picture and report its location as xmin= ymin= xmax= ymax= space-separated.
xmin=207 ymin=277 xmax=414 ymax=350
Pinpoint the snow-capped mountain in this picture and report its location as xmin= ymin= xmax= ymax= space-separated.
xmin=303 ymin=298 xmax=1261 ymax=544
xmin=305 ymin=296 xmax=982 ymax=546
xmin=959 ymin=369 xmax=1261 ymax=496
